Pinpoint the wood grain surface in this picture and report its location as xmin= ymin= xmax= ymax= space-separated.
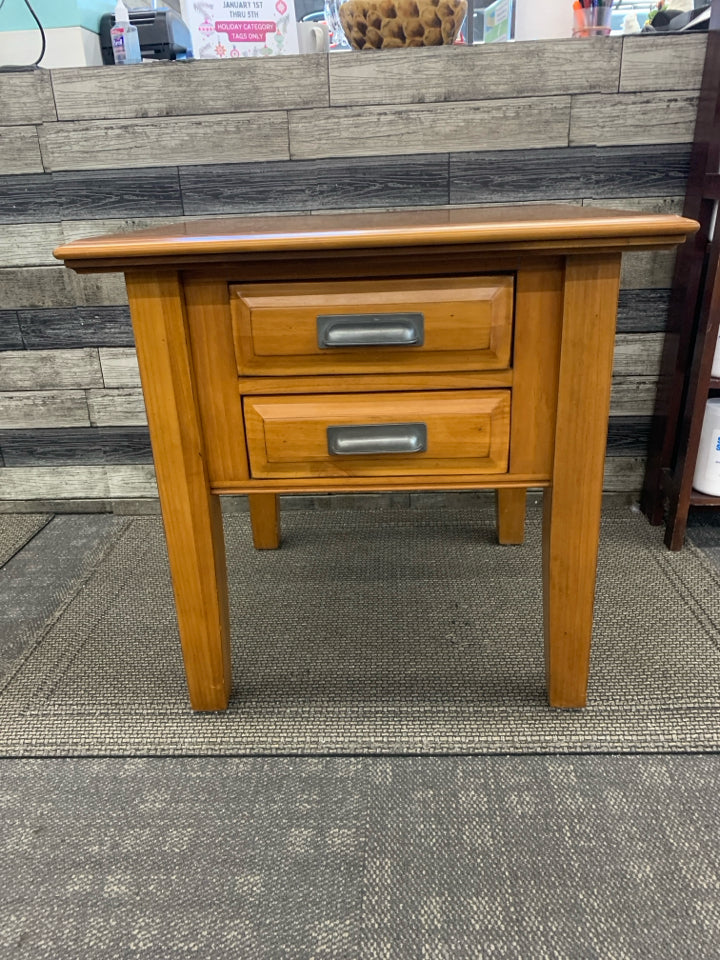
xmin=616 ymin=289 xmax=671 ymax=333
xmin=39 ymin=113 xmax=290 ymax=172
xmin=0 ymin=267 xmax=124 ymax=313
xmin=51 ymin=57 xmax=329 ymax=121
xmin=87 ymin=388 xmax=146 ymax=427
xmin=0 ymin=126 xmax=44 ymax=175
xmin=0 ymin=391 xmax=91 ymax=429
xmin=605 ymin=417 xmax=652 ymax=456
xmin=450 ymin=145 xmax=691 ymax=206
xmin=126 ymin=269 xmax=232 ymax=710
xmin=613 ymin=334 xmax=664 ymax=378
xmin=232 ymin=275 xmax=513 ymax=376
xmin=70 ymin=272 xmax=128 ymax=307
xmin=53 ymin=204 xmax=698 ymax=264
xmin=542 ymin=252 xmax=622 ymax=707
xmin=52 ymin=168 xmax=183 ymax=221
xmin=570 ymin=92 xmax=699 ymax=147
xmin=610 ymin=377 xmax=659 ymax=416
xmin=17 ymin=306 xmax=134 ymax=349
xmin=328 ymin=38 xmax=621 ymax=107
xmin=0 ymin=223 xmax=63 ymax=267
xmin=248 ymin=493 xmax=280 ymax=549
xmin=509 ymin=262 xmax=563 ymax=477
xmin=495 ymin=487 xmax=526 ymax=545
xmin=0 ymin=426 xmax=150 ymax=466
xmin=620 ymin=34 xmax=706 ymax=93
xmin=0 ymin=465 xmax=110 ymax=500
xmin=0 ymin=72 xmax=56 ymax=125
xmin=61 ymin=217 xmax=181 ymax=246
xmin=0 ymin=348 xmax=102 ymax=390
xmin=289 ymin=97 xmax=571 ymax=160
xmin=244 ymin=390 xmax=511 ymax=479
xmin=184 ymin=277 xmax=251 ymax=484
xmin=603 ymin=457 xmax=644 ymax=491
xmin=0 ymin=147 xmax=691 ymax=227
xmin=106 ymin=464 xmax=157 ymax=498
xmin=0 ymin=311 xmax=23 ymax=351
xmin=620 ymin=250 xmax=676 ymax=289
xmin=98 ymin=348 xmax=140 ymax=388
xmin=179 ymin=155 xmax=450 ymax=215
xmin=0 ymin=173 xmax=58 ymax=224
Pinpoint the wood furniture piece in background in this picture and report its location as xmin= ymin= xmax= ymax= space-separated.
xmin=641 ymin=16 xmax=720 ymax=550
xmin=55 ymin=206 xmax=696 ymax=711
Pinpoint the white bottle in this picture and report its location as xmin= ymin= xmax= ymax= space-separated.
xmin=693 ymin=399 xmax=720 ymax=497
xmin=111 ymin=0 xmax=142 ymax=65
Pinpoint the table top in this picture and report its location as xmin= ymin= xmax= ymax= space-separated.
xmin=53 ymin=204 xmax=699 ymax=270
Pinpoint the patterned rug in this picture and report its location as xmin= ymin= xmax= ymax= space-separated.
xmin=0 ymin=514 xmax=50 ymax=568
xmin=2 ymin=504 xmax=720 ymax=756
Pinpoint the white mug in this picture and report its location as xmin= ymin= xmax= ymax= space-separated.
xmin=296 ymin=21 xmax=330 ymax=53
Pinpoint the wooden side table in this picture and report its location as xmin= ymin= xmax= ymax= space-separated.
xmin=55 ymin=206 xmax=697 ymax=711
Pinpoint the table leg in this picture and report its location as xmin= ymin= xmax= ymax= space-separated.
xmin=543 ymin=254 xmax=621 ymax=708
xmin=249 ymin=493 xmax=281 ymax=549
xmin=495 ymin=488 xmax=526 ymax=544
xmin=126 ymin=271 xmax=232 ymax=711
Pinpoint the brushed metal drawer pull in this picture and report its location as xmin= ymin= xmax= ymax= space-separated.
xmin=317 ymin=313 xmax=424 ymax=348
xmin=327 ymin=423 xmax=427 ymax=456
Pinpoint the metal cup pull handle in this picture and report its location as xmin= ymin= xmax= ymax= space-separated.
xmin=327 ymin=423 xmax=427 ymax=456
xmin=317 ymin=312 xmax=424 ymax=348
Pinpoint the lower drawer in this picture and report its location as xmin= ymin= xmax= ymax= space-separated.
xmin=243 ymin=390 xmax=510 ymax=479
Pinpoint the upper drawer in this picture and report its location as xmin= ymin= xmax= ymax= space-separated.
xmin=230 ymin=276 xmax=513 ymax=376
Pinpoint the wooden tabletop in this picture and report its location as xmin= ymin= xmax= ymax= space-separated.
xmin=54 ymin=204 xmax=699 ymax=269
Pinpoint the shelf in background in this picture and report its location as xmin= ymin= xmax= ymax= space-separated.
xmin=690 ymin=490 xmax=720 ymax=506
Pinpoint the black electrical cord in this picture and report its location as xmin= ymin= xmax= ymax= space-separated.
xmin=0 ymin=0 xmax=47 ymax=69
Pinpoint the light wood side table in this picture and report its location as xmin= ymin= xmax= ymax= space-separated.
xmin=55 ymin=206 xmax=697 ymax=711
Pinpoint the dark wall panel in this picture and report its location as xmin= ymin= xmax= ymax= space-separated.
xmin=606 ymin=417 xmax=652 ymax=456
xmin=0 ymin=311 xmax=23 ymax=351
xmin=0 ymin=427 xmax=152 ymax=466
xmin=0 ymin=174 xmax=58 ymax=223
xmin=180 ymin=155 xmax=450 ymax=215
xmin=616 ymin=289 xmax=672 ymax=334
xmin=18 ymin=307 xmax=134 ymax=349
xmin=53 ymin=168 xmax=184 ymax=220
xmin=450 ymin=144 xmax=691 ymax=205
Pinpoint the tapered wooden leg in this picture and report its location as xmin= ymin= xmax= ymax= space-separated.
xmin=495 ymin=488 xmax=526 ymax=544
xmin=543 ymin=254 xmax=621 ymax=708
xmin=127 ymin=270 xmax=231 ymax=711
xmin=248 ymin=493 xmax=280 ymax=549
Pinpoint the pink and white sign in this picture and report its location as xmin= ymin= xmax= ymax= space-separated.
xmin=181 ymin=0 xmax=298 ymax=58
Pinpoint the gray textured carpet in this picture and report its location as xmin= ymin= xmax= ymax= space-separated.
xmin=1 ymin=755 xmax=719 ymax=959
xmin=0 ymin=513 xmax=49 ymax=568
xmin=2 ymin=503 xmax=720 ymax=756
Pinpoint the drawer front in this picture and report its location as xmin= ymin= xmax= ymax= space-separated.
xmin=243 ymin=390 xmax=510 ymax=479
xmin=231 ymin=276 xmax=513 ymax=376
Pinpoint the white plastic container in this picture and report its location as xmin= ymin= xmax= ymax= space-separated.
xmin=693 ymin=398 xmax=720 ymax=496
